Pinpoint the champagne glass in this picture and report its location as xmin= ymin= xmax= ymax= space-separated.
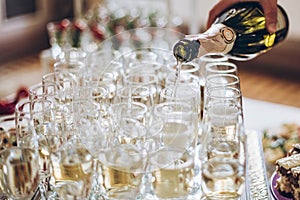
xmin=203 ymin=86 xmax=244 ymax=131
xmin=124 ymin=49 xmax=158 ymax=69
xmin=116 ymin=85 xmax=154 ymax=108
xmin=29 ymin=83 xmax=57 ymax=102
xmin=86 ymin=49 xmax=123 ymax=83
xmin=204 ymin=61 xmax=238 ymax=77
xmin=159 ymin=85 xmax=200 ymax=118
xmin=115 ymin=82 xmax=164 ymax=200
xmin=45 ymin=98 xmax=95 ymax=199
xmin=90 ymin=105 xmax=147 ymax=199
xmin=0 ymin=147 xmax=40 ymax=200
xmin=126 ymin=62 xmax=163 ymax=83
xmin=0 ymin=116 xmax=18 ymax=150
xmin=48 ymin=137 xmax=94 ymax=200
xmin=200 ymin=100 xmax=246 ymax=200
xmin=15 ymin=99 xmax=56 ymax=196
xmin=167 ymin=61 xmax=201 ymax=77
xmin=195 ymin=53 xmax=228 ymax=77
xmin=42 ymin=72 xmax=59 ymax=86
xmin=123 ymin=73 xmax=161 ymax=104
xmin=54 ymin=60 xmax=86 ymax=87
xmin=165 ymin=72 xmax=204 ymax=119
xmin=205 ymin=74 xmax=240 ymax=90
xmin=204 ymin=86 xmax=242 ymax=114
xmin=77 ymin=103 xmax=112 ymax=199
xmin=149 ymin=102 xmax=199 ymax=200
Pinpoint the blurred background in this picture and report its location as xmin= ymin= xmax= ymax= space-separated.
xmin=0 ymin=0 xmax=299 ymax=107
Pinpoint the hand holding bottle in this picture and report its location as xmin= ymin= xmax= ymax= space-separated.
xmin=207 ymin=0 xmax=278 ymax=33
xmin=173 ymin=2 xmax=288 ymax=62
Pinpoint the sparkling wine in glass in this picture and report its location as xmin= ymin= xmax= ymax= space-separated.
xmin=0 ymin=147 xmax=40 ymax=200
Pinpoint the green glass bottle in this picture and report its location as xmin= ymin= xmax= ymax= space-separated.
xmin=173 ymin=2 xmax=289 ymax=62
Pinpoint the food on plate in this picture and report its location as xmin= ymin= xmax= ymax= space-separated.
xmin=262 ymin=123 xmax=300 ymax=176
xmin=291 ymin=166 xmax=300 ymax=200
xmin=288 ymin=143 xmax=300 ymax=156
xmin=275 ymin=144 xmax=300 ymax=199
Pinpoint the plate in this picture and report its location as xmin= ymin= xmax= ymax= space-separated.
xmin=270 ymin=172 xmax=292 ymax=200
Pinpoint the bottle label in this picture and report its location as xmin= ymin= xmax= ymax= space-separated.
xmin=187 ymin=24 xmax=236 ymax=57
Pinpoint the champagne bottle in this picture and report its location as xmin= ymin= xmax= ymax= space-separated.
xmin=173 ymin=2 xmax=289 ymax=62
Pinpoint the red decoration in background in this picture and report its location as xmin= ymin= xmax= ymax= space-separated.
xmin=0 ymin=87 xmax=29 ymax=115
xmin=59 ymin=19 xmax=71 ymax=31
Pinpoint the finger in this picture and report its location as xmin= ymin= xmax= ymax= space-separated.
xmin=206 ymin=0 xmax=240 ymax=28
xmin=260 ymin=0 xmax=278 ymax=33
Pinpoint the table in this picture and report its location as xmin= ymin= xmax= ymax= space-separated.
xmin=242 ymin=98 xmax=300 ymax=199
xmin=243 ymin=97 xmax=300 ymax=131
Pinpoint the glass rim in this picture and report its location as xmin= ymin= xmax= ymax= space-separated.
xmin=117 ymin=85 xmax=151 ymax=99
xmin=160 ymin=85 xmax=197 ymax=100
xmin=154 ymin=101 xmax=193 ymax=116
xmin=206 ymin=86 xmax=241 ymax=99
xmin=205 ymin=61 xmax=237 ymax=74
xmin=205 ymin=73 xmax=240 ymax=87
xmin=200 ymin=53 xmax=228 ymax=62
xmin=167 ymin=61 xmax=200 ymax=73
xmin=15 ymin=98 xmax=54 ymax=115
xmin=54 ymin=60 xmax=85 ymax=70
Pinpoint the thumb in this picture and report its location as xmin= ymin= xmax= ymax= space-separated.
xmin=261 ymin=0 xmax=278 ymax=33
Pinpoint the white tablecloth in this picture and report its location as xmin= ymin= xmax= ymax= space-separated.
xmin=243 ymin=97 xmax=300 ymax=131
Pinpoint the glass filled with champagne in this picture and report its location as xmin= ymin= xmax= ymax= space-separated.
xmin=0 ymin=147 xmax=40 ymax=200
xmin=49 ymin=139 xmax=94 ymax=199
xmin=89 ymin=118 xmax=147 ymax=199
xmin=200 ymin=97 xmax=246 ymax=199
xmin=149 ymin=101 xmax=199 ymax=199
